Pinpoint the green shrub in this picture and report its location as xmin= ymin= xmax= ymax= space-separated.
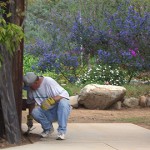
xmin=76 ymin=64 xmax=127 ymax=86
xmin=23 ymin=54 xmax=38 ymax=74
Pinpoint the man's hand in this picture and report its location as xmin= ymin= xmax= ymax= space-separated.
xmin=27 ymin=114 xmax=33 ymax=128
xmin=41 ymin=97 xmax=56 ymax=110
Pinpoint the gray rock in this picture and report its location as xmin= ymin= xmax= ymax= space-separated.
xmin=139 ymin=96 xmax=147 ymax=107
xmin=146 ymin=96 xmax=150 ymax=107
xmin=123 ymin=97 xmax=139 ymax=108
xmin=110 ymin=101 xmax=122 ymax=110
xmin=70 ymin=95 xmax=79 ymax=108
xmin=78 ymin=84 xmax=126 ymax=109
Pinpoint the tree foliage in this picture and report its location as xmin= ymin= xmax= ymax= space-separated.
xmin=0 ymin=1 xmax=24 ymax=67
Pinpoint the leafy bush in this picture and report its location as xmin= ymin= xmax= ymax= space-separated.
xmin=76 ymin=64 xmax=127 ymax=86
xmin=23 ymin=53 xmax=59 ymax=80
xmin=23 ymin=54 xmax=38 ymax=73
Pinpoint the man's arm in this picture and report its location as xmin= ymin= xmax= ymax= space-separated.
xmin=26 ymin=102 xmax=35 ymax=128
xmin=27 ymin=102 xmax=35 ymax=115
xmin=40 ymin=96 xmax=63 ymax=110
xmin=53 ymin=95 xmax=63 ymax=102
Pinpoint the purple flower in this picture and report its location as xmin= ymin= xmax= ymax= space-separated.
xmin=129 ymin=49 xmax=137 ymax=57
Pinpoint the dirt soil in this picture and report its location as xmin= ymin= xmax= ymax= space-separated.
xmin=0 ymin=107 xmax=150 ymax=148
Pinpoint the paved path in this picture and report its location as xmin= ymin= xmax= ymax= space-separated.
xmin=5 ymin=123 xmax=150 ymax=150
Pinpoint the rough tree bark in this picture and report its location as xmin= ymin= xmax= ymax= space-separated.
xmin=0 ymin=45 xmax=21 ymax=143
xmin=0 ymin=0 xmax=24 ymax=143
xmin=0 ymin=97 xmax=5 ymax=138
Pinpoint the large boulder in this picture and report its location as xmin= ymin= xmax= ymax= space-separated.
xmin=78 ymin=84 xmax=126 ymax=109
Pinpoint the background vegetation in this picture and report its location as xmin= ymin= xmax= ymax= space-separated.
xmin=23 ymin=0 xmax=150 ymax=97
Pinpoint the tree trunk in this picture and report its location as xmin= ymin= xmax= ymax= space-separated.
xmin=0 ymin=0 xmax=25 ymax=144
xmin=0 ymin=99 xmax=5 ymax=138
xmin=0 ymin=45 xmax=21 ymax=144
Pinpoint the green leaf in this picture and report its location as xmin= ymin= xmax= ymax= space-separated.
xmin=6 ymin=12 xmax=12 ymax=18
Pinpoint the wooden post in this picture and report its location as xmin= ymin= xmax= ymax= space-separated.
xmin=11 ymin=0 xmax=25 ymax=127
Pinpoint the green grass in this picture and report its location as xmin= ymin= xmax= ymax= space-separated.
xmin=124 ymin=84 xmax=150 ymax=98
xmin=116 ymin=116 xmax=150 ymax=124
xmin=62 ymin=84 xmax=84 ymax=96
xmin=62 ymin=83 xmax=150 ymax=97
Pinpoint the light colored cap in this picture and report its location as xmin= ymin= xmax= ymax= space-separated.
xmin=23 ymin=72 xmax=38 ymax=86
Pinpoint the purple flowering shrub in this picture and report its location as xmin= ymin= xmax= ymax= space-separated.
xmin=24 ymin=1 xmax=150 ymax=84
xmin=37 ymin=50 xmax=80 ymax=83
xmin=104 ymin=5 xmax=150 ymax=70
xmin=98 ymin=48 xmax=144 ymax=69
xmin=97 ymin=48 xmax=145 ymax=83
xmin=70 ymin=4 xmax=150 ymax=84
xmin=70 ymin=15 xmax=109 ymax=56
xmin=96 ymin=5 xmax=150 ymax=82
xmin=25 ymin=38 xmax=83 ymax=83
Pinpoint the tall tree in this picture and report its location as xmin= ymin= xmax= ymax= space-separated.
xmin=0 ymin=0 xmax=24 ymax=144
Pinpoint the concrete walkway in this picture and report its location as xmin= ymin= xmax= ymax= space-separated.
xmin=6 ymin=123 xmax=150 ymax=150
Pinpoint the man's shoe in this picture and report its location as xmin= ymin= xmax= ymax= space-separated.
xmin=41 ymin=127 xmax=54 ymax=138
xmin=56 ymin=133 xmax=65 ymax=140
